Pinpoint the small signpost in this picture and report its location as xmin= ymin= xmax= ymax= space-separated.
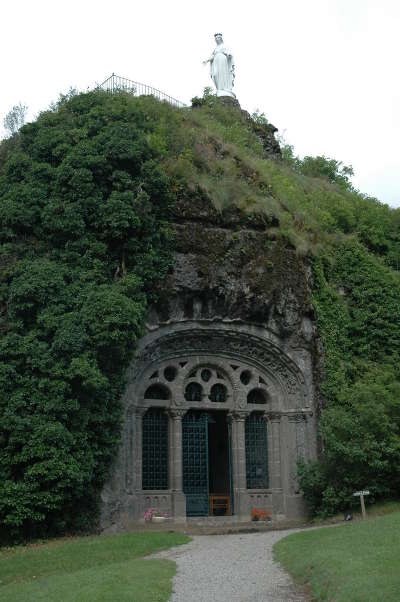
xmin=353 ymin=490 xmax=370 ymax=519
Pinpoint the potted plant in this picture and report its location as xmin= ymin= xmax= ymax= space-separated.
xmin=144 ymin=508 xmax=169 ymax=523
xmin=251 ymin=508 xmax=272 ymax=522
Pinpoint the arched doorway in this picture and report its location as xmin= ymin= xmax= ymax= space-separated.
xmin=101 ymin=325 xmax=315 ymax=526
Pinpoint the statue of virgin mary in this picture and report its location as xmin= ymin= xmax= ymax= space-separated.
xmin=203 ymin=33 xmax=235 ymax=97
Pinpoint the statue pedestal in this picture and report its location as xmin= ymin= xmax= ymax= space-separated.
xmin=216 ymin=90 xmax=236 ymax=98
xmin=216 ymin=96 xmax=241 ymax=109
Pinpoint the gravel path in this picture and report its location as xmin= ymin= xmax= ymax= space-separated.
xmin=153 ymin=530 xmax=308 ymax=602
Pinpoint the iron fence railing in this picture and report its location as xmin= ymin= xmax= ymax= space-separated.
xmin=98 ymin=73 xmax=186 ymax=108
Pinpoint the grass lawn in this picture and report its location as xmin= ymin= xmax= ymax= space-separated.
xmin=0 ymin=531 xmax=189 ymax=602
xmin=274 ymin=512 xmax=400 ymax=601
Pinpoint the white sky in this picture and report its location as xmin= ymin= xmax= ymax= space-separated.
xmin=1 ymin=0 xmax=399 ymax=207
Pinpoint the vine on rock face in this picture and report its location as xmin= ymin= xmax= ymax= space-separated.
xmin=0 ymin=91 xmax=173 ymax=541
xmin=303 ymin=243 xmax=400 ymax=516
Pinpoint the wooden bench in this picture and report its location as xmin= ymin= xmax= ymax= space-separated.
xmin=209 ymin=494 xmax=231 ymax=516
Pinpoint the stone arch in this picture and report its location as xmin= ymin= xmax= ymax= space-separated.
xmin=126 ymin=326 xmax=308 ymax=414
xmin=101 ymin=323 xmax=316 ymax=530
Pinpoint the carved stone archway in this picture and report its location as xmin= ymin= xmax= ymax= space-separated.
xmin=101 ymin=324 xmax=316 ymax=528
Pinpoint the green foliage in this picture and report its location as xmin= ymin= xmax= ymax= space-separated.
xmin=0 ymin=531 xmax=189 ymax=602
xmin=3 ymin=103 xmax=28 ymax=137
xmin=0 ymin=91 xmax=173 ymax=540
xmin=274 ymin=512 xmax=400 ymax=602
xmin=277 ymin=132 xmax=354 ymax=190
xmin=191 ymin=87 xmax=216 ymax=108
xmin=301 ymin=242 xmax=400 ymax=516
xmin=299 ymin=155 xmax=354 ymax=190
xmin=250 ymin=110 xmax=269 ymax=125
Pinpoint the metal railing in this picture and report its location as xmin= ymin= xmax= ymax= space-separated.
xmin=98 ymin=73 xmax=186 ymax=108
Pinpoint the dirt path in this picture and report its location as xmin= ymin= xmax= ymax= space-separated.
xmin=153 ymin=530 xmax=308 ymax=602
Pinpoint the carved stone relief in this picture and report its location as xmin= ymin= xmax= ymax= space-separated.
xmin=128 ymin=328 xmax=308 ymax=413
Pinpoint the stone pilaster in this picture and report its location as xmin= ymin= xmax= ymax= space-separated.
xmin=267 ymin=412 xmax=284 ymax=516
xmin=282 ymin=412 xmax=308 ymax=519
xmin=287 ymin=413 xmax=304 ymax=493
xmin=268 ymin=412 xmax=282 ymax=490
xmin=169 ymin=410 xmax=186 ymax=491
xmin=168 ymin=409 xmax=187 ymax=520
xmin=229 ymin=411 xmax=248 ymax=517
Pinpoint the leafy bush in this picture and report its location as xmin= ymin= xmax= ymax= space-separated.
xmin=0 ymin=91 xmax=172 ymax=540
xmin=301 ymin=245 xmax=400 ymax=516
xmin=299 ymin=155 xmax=354 ymax=191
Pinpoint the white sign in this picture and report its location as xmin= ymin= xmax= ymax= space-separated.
xmin=353 ymin=490 xmax=370 ymax=496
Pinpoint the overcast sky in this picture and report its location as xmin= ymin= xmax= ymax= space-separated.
xmin=1 ymin=0 xmax=399 ymax=207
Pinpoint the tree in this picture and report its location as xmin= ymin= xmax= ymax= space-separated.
xmin=299 ymin=155 xmax=354 ymax=190
xmin=0 ymin=90 xmax=173 ymax=541
xmin=3 ymin=102 xmax=28 ymax=136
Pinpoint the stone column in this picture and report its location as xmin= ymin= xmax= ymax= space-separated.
xmin=169 ymin=409 xmax=187 ymax=521
xmin=229 ymin=411 xmax=248 ymax=518
xmin=268 ymin=413 xmax=282 ymax=490
xmin=283 ymin=412 xmax=307 ymax=519
xmin=268 ymin=412 xmax=284 ymax=517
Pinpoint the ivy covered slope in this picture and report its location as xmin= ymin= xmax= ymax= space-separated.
xmin=0 ymin=91 xmax=173 ymax=540
xmin=0 ymin=90 xmax=399 ymax=540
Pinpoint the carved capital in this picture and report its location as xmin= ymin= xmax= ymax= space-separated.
xmin=168 ymin=409 xmax=187 ymax=420
xmin=135 ymin=407 xmax=147 ymax=419
xmin=267 ymin=411 xmax=282 ymax=422
xmin=171 ymin=395 xmax=185 ymax=408
xmin=228 ymin=410 xmax=248 ymax=423
xmin=287 ymin=412 xmax=306 ymax=423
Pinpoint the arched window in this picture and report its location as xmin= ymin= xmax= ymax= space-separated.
xmin=185 ymin=382 xmax=203 ymax=402
xmin=247 ymin=388 xmax=268 ymax=405
xmin=209 ymin=383 xmax=227 ymax=403
xmin=144 ymin=384 xmax=170 ymax=400
xmin=245 ymin=413 xmax=268 ymax=489
xmin=142 ymin=409 xmax=168 ymax=490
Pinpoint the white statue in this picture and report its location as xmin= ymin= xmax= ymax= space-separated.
xmin=203 ymin=33 xmax=235 ymax=98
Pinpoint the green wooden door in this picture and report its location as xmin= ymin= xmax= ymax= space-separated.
xmin=183 ymin=412 xmax=209 ymax=516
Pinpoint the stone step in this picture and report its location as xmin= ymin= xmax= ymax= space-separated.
xmin=107 ymin=517 xmax=308 ymax=536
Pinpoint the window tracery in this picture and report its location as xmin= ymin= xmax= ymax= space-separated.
xmin=139 ymin=358 xmax=271 ymax=411
xmin=185 ymin=382 xmax=203 ymax=402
